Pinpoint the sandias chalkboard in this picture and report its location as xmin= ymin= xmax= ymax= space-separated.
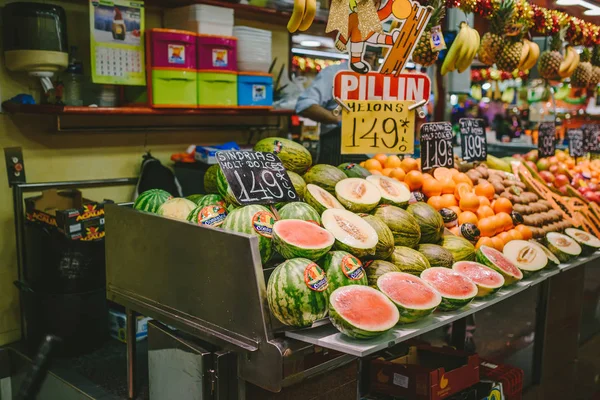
xmin=216 ymin=150 xmax=299 ymax=205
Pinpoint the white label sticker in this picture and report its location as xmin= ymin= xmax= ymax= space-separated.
xmin=393 ymin=373 xmax=409 ymax=388
xmin=168 ymin=44 xmax=185 ymax=64
xmin=70 ymin=223 xmax=82 ymax=233
xmin=252 ymin=84 xmax=267 ymax=101
xmin=212 ymin=49 xmax=228 ymax=67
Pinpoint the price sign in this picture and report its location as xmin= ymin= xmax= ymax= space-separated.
xmin=216 ymin=151 xmax=298 ymax=205
xmin=567 ymin=128 xmax=584 ymax=158
xmin=341 ymin=100 xmax=415 ymax=154
xmin=584 ymin=125 xmax=600 ymax=153
xmin=537 ymin=122 xmax=556 ymax=158
xmin=459 ymin=118 xmax=487 ymax=162
xmin=420 ymin=122 xmax=454 ymax=171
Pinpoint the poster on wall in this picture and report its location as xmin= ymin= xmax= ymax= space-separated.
xmin=89 ymin=0 xmax=146 ymax=86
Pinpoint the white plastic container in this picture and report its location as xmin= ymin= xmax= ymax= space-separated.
xmin=164 ymin=5 xmax=234 ymax=36
xmin=234 ymin=26 xmax=271 ymax=72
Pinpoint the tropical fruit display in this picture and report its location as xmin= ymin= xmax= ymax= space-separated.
xmin=502 ymin=240 xmax=548 ymax=277
xmin=476 ymin=245 xmax=523 ymax=285
xmin=441 ymin=21 xmax=480 ymax=75
xmin=478 ymin=0 xmax=513 ymax=66
xmin=133 ymin=189 xmax=172 ymax=213
xmin=321 ymin=251 xmax=368 ymax=295
xmin=452 ymin=261 xmax=505 ymax=297
xmin=412 ymin=0 xmax=445 ymax=67
xmin=420 ymin=267 xmax=478 ymax=311
xmin=272 ymin=219 xmax=334 ymax=260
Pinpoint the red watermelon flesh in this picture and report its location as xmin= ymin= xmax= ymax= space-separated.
xmin=420 ymin=268 xmax=477 ymax=298
xmin=476 ymin=246 xmax=523 ymax=285
xmin=452 ymin=262 xmax=504 ymax=288
xmin=330 ymin=285 xmax=398 ymax=331
xmin=273 ymin=219 xmax=333 ymax=248
xmin=377 ymin=272 xmax=440 ymax=309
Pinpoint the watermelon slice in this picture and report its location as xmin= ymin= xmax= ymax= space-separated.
xmin=452 ymin=261 xmax=504 ymax=298
xmin=322 ymin=209 xmax=378 ymax=258
xmin=545 ymin=232 xmax=582 ymax=262
xmin=272 ymin=219 xmax=334 ymax=261
xmin=565 ymin=228 xmax=600 ymax=255
xmin=329 ymin=285 xmax=399 ymax=339
xmin=528 ymin=240 xmax=560 ymax=266
xmin=476 ymin=246 xmax=523 ymax=286
xmin=420 ymin=267 xmax=478 ymax=311
xmin=335 ymin=178 xmax=381 ymax=213
xmin=366 ymin=175 xmax=411 ymax=208
xmin=377 ymin=272 xmax=441 ymax=323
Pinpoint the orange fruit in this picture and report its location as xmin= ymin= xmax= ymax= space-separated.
xmin=390 ymin=168 xmax=406 ymax=181
xmin=478 ymin=196 xmax=491 ymax=207
xmin=453 ymin=172 xmax=473 ymax=186
xmin=360 ymin=161 xmax=366 ymax=168
xmin=384 ymin=155 xmax=402 ymax=169
xmin=450 ymin=226 xmax=461 ymax=236
xmin=449 ymin=206 xmax=462 ymax=216
xmin=427 ymin=195 xmax=444 ymax=210
xmin=401 ymin=157 xmax=419 ymax=172
xmin=440 ymin=178 xmax=456 ymax=194
xmin=433 ymin=167 xmax=451 ymax=180
xmin=405 ymin=170 xmax=424 ymax=191
xmin=477 ymin=205 xmax=495 ymax=220
xmin=460 ymin=193 xmax=480 ymax=213
xmin=515 ymin=225 xmax=533 ymax=240
xmin=441 ymin=193 xmax=458 ymax=208
xmin=369 ymin=169 xmax=383 ymax=175
xmin=422 ymin=178 xmax=442 ymax=197
xmin=475 ymin=181 xmax=495 ymax=200
xmin=382 ymin=168 xmax=394 ymax=176
xmin=478 ymin=217 xmax=496 ymax=237
xmin=507 ymin=229 xmax=523 ymax=241
xmin=476 ymin=237 xmax=494 ymax=249
xmin=423 ymin=173 xmax=435 ymax=181
xmin=497 ymin=231 xmax=511 ymax=245
xmin=496 ymin=212 xmax=513 ymax=231
xmin=491 ymin=236 xmax=505 ymax=251
xmin=458 ymin=211 xmax=478 ymax=225
xmin=454 ymin=182 xmax=472 ymax=200
xmin=398 ymin=181 xmax=410 ymax=191
xmin=365 ymin=159 xmax=382 ymax=171
xmin=374 ymin=154 xmax=388 ymax=167
xmin=493 ymin=197 xmax=513 ymax=214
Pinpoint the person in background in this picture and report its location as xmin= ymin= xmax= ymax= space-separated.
xmin=295 ymin=51 xmax=378 ymax=165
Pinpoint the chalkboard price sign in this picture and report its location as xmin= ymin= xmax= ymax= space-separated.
xmin=584 ymin=125 xmax=600 ymax=153
xmin=537 ymin=122 xmax=556 ymax=158
xmin=216 ymin=150 xmax=299 ymax=205
xmin=459 ymin=118 xmax=487 ymax=162
xmin=567 ymin=128 xmax=584 ymax=158
xmin=420 ymin=122 xmax=454 ymax=171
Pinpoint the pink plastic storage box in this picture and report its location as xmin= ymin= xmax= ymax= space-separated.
xmin=197 ymin=35 xmax=237 ymax=71
xmin=149 ymin=28 xmax=197 ymax=70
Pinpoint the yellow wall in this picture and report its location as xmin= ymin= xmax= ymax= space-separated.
xmin=0 ymin=0 xmax=289 ymax=344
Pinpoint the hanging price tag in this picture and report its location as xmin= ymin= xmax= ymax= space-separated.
xmin=537 ymin=122 xmax=556 ymax=158
xmin=584 ymin=124 xmax=600 ymax=154
xmin=341 ymin=100 xmax=415 ymax=155
xmin=567 ymin=128 xmax=584 ymax=158
xmin=216 ymin=151 xmax=298 ymax=205
xmin=420 ymin=122 xmax=454 ymax=171
xmin=459 ymin=118 xmax=487 ymax=162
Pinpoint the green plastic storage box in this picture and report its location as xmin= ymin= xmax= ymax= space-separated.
xmin=198 ymin=70 xmax=237 ymax=107
xmin=152 ymin=69 xmax=197 ymax=108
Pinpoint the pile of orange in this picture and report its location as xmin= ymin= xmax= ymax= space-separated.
xmin=361 ymin=154 xmax=422 ymax=191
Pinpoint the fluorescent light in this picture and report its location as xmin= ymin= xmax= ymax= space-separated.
xmin=584 ymin=8 xmax=600 ymax=14
xmin=556 ymin=0 xmax=580 ymax=5
xmin=300 ymin=40 xmax=321 ymax=47
xmin=291 ymin=48 xmax=349 ymax=59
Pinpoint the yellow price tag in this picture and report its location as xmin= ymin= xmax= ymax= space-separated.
xmin=341 ymin=100 xmax=415 ymax=155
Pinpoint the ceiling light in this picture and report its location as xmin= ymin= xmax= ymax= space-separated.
xmin=291 ymin=48 xmax=349 ymax=59
xmin=300 ymin=40 xmax=321 ymax=47
xmin=584 ymin=8 xmax=600 ymax=14
xmin=556 ymin=0 xmax=580 ymax=5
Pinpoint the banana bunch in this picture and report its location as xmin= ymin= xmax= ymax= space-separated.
xmin=287 ymin=0 xmax=316 ymax=33
xmin=441 ymin=22 xmax=480 ymax=75
xmin=518 ymin=39 xmax=540 ymax=71
xmin=558 ymin=46 xmax=579 ymax=79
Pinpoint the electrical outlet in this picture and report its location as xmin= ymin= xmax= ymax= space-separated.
xmin=4 ymin=147 xmax=26 ymax=187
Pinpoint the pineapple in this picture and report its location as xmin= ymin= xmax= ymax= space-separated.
xmin=589 ymin=46 xmax=600 ymax=90
xmin=479 ymin=0 xmax=514 ymax=66
xmin=539 ymin=29 xmax=565 ymax=80
xmin=412 ymin=0 xmax=445 ymax=67
xmin=496 ymin=39 xmax=523 ymax=72
xmin=571 ymin=48 xmax=592 ymax=88
xmin=592 ymin=46 xmax=600 ymax=67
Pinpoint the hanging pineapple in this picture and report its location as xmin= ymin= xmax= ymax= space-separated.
xmin=412 ymin=0 xmax=445 ymax=67
xmin=571 ymin=48 xmax=592 ymax=88
xmin=496 ymin=35 xmax=523 ymax=72
xmin=589 ymin=46 xmax=600 ymax=90
xmin=479 ymin=0 xmax=514 ymax=66
xmin=496 ymin=0 xmax=531 ymax=72
xmin=538 ymin=27 xmax=566 ymax=80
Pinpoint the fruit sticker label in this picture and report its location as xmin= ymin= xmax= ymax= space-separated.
xmin=198 ymin=205 xmax=228 ymax=227
xmin=304 ymin=263 xmax=329 ymax=292
xmin=252 ymin=211 xmax=275 ymax=238
xmin=212 ymin=49 xmax=228 ymax=67
xmin=168 ymin=44 xmax=185 ymax=64
xmin=430 ymin=26 xmax=446 ymax=51
xmin=341 ymin=254 xmax=365 ymax=280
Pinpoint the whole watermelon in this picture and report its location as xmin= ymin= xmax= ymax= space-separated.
xmin=303 ymin=164 xmax=347 ymax=194
xmin=221 ymin=205 xmax=275 ymax=264
xmin=216 ymin=167 xmax=241 ymax=206
xmin=278 ymin=202 xmax=321 ymax=225
xmin=134 ymin=189 xmax=172 ymax=214
xmin=267 ymin=258 xmax=328 ymax=327
xmin=204 ymin=164 xmax=220 ymax=194
xmin=440 ymin=235 xmax=476 ymax=262
xmin=254 ymin=137 xmax=313 ymax=174
xmin=372 ymin=205 xmax=421 ymax=248
xmin=287 ymin=171 xmax=306 ymax=200
xmin=321 ymin=251 xmax=368 ymax=295
xmin=417 ymin=244 xmax=454 ymax=268
xmin=389 ymin=246 xmax=431 ymax=275
xmin=338 ymin=163 xmax=371 ymax=178
xmin=407 ymin=203 xmax=445 ymax=244
xmin=363 ymin=259 xmax=400 ymax=287
xmin=360 ymin=214 xmax=395 ymax=260
xmin=186 ymin=194 xmax=205 ymax=205
xmin=197 ymin=194 xmax=226 ymax=208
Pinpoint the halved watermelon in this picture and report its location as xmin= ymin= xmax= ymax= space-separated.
xmin=377 ymin=272 xmax=441 ymax=323
xmin=452 ymin=261 xmax=504 ymax=298
xmin=502 ymin=240 xmax=548 ymax=277
xmin=420 ymin=267 xmax=478 ymax=311
xmin=272 ymin=219 xmax=334 ymax=260
xmin=304 ymin=184 xmax=345 ymax=214
xmin=476 ymin=246 xmax=523 ymax=286
xmin=366 ymin=175 xmax=411 ymax=208
xmin=322 ymin=209 xmax=378 ymax=258
xmin=335 ymin=178 xmax=381 ymax=212
xmin=545 ymin=232 xmax=582 ymax=262
xmin=329 ymin=285 xmax=399 ymax=339
xmin=565 ymin=228 xmax=600 ymax=255
xmin=528 ymin=240 xmax=560 ymax=266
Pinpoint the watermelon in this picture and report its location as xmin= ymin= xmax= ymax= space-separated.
xmin=377 ymin=272 xmax=442 ymax=323
xmin=287 ymin=171 xmax=307 ymax=200
xmin=253 ymin=137 xmax=313 ymax=174
xmin=221 ymin=205 xmax=275 ymax=264
xmin=187 ymin=204 xmax=228 ymax=227
xmin=278 ymin=202 xmax=321 ymax=225
xmin=338 ymin=162 xmax=371 ymax=178
xmin=372 ymin=205 xmax=421 ymax=248
xmin=186 ymin=194 xmax=205 ymax=205
xmin=503 ymin=240 xmax=548 ymax=277
xmin=158 ymin=198 xmax=197 ymax=221
xmin=329 ymin=285 xmax=399 ymax=339
xmin=267 ymin=258 xmax=328 ymax=327
xmin=360 ymin=215 xmax=395 ymax=260
xmin=407 ymin=203 xmax=445 ymax=244
xmin=440 ymin=235 xmax=476 ymax=262
xmin=528 ymin=240 xmax=560 ymax=266
xmin=363 ymin=260 xmax=401 ymax=287
xmin=133 ymin=189 xmax=172 ymax=213
xmin=216 ymin=167 xmax=241 ymax=206
xmin=476 ymin=246 xmax=523 ymax=286
xmin=204 ymin=164 xmax=220 ymax=194
xmin=322 ymin=209 xmax=378 ymax=258
xmin=565 ymin=228 xmax=600 ymax=255
xmin=335 ymin=178 xmax=381 ymax=213
xmin=304 ymin=184 xmax=345 ymax=214
xmin=303 ymin=164 xmax=347 ymax=194
xmin=452 ymin=261 xmax=504 ymax=297
xmin=420 ymin=267 xmax=478 ymax=311
xmin=366 ymin=175 xmax=411 ymax=208
xmin=417 ymin=244 xmax=454 ymax=269
xmin=272 ymin=219 xmax=334 ymax=260
xmin=545 ymin=232 xmax=582 ymax=262
xmin=389 ymin=246 xmax=431 ymax=275
xmin=321 ymin=251 xmax=368 ymax=295
xmin=197 ymin=194 xmax=226 ymax=208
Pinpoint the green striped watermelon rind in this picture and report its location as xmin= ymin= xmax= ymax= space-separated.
xmin=186 ymin=194 xmax=205 ymax=205
xmin=253 ymin=137 xmax=313 ymax=174
xmin=216 ymin=167 xmax=241 ymax=206
xmin=204 ymin=164 xmax=220 ymax=194
xmin=272 ymin=220 xmax=334 ymax=261
xmin=420 ymin=267 xmax=478 ymax=312
xmin=377 ymin=272 xmax=441 ymax=324
xmin=197 ymin=194 xmax=226 ymax=208
xmin=329 ymin=285 xmax=399 ymax=339
xmin=475 ymin=245 xmax=523 ymax=286
xmin=267 ymin=258 xmax=328 ymax=327
xmin=360 ymin=215 xmax=395 ymax=260
xmin=321 ymin=251 xmax=368 ymax=296
xmin=363 ymin=260 xmax=401 ymax=288
xmin=304 ymin=184 xmax=345 ymax=214
xmin=452 ymin=261 xmax=505 ymax=298
xmin=372 ymin=205 xmax=421 ymax=249
xmin=133 ymin=189 xmax=172 ymax=214
xmin=221 ymin=205 xmax=274 ymax=264
xmin=278 ymin=202 xmax=321 ymax=225
xmin=389 ymin=246 xmax=431 ymax=276
xmin=303 ymin=164 xmax=347 ymax=194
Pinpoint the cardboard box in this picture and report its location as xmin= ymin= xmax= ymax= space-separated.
xmin=25 ymin=189 xmax=113 ymax=241
xmin=479 ymin=359 xmax=523 ymax=400
xmin=108 ymin=309 xmax=151 ymax=343
xmin=370 ymin=345 xmax=479 ymax=400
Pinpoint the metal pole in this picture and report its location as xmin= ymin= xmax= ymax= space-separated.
xmin=532 ymin=279 xmax=550 ymax=385
xmin=126 ymin=308 xmax=137 ymax=399
xmin=12 ymin=185 xmax=26 ymax=339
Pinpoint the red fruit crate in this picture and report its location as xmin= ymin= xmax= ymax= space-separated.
xmin=479 ymin=358 xmax=524 ymax=400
